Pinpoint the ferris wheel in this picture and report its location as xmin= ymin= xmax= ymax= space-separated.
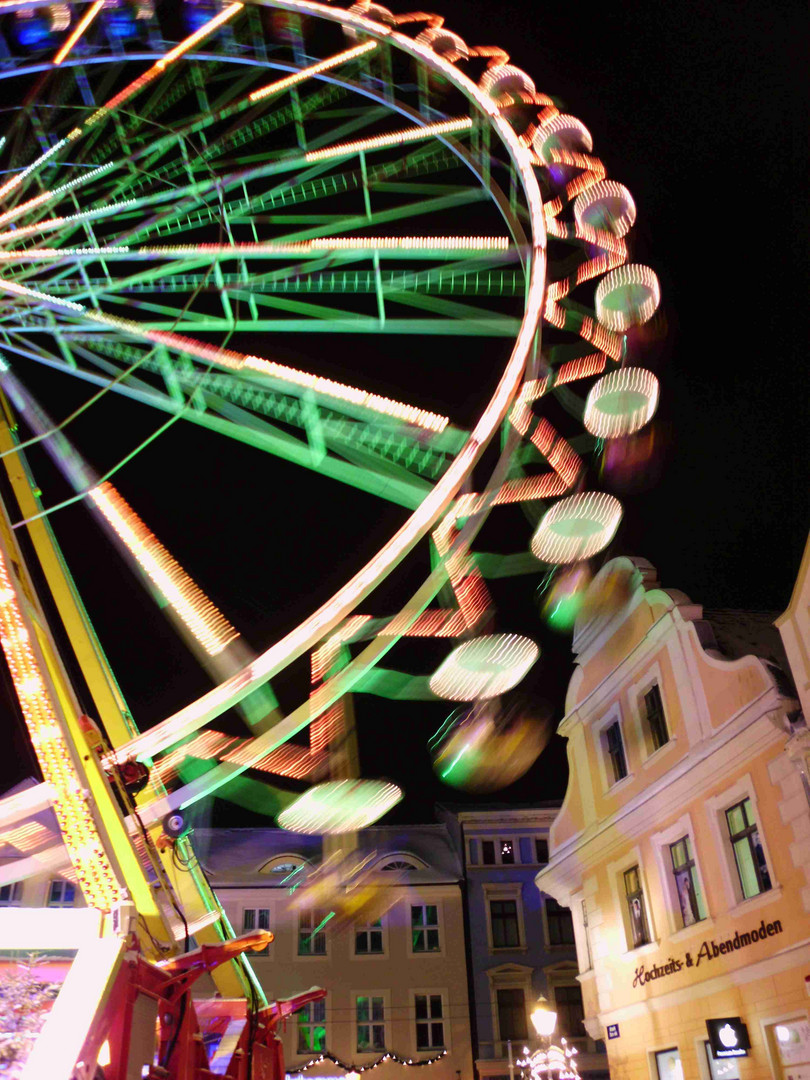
xmin=0 ymin=0 xmax=660 ymax=998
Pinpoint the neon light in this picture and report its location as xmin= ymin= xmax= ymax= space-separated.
xmin=0 ymin=549 xmax=121 ymax=910
xmin=249 ymin=40 xmax=378 ymax=102
xmin=305 ymin=116 xmax=473 ymax=161
xmin=429 ymin=634 xmax=539 ymax=701
xmin=53 ymin=0 xmax=104 ymax=65
xmin=277 ymin=779 xmax=402 ymax=834
xmin=595 ymin=263 xmax=661 ymax=331
xmin=583 ymin=367 xmax=659 ymax=439
xmin=530 ymin=492 xmax=623 ymax=565
xmin=0 ymin=133 xmax=80 ymax=203
xmin=532 ymin=114 xmax=593 ymax=165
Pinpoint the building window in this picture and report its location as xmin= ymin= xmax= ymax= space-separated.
xmin=725 ymin=798 xmax=772 ymax=899
xmin=297 ymin=999 xmax=326 ymax=1053
xmin=243 ymin=908 xmax=271 ymax=955
xmin=604 ymin=721 xmax=628 ymax=783
xmin=381 ymin=860 xmax=417 ymax=871
xmin=535 ymin=838 xmax=549 ymax=864
xmin=554 ymin=984 xmax=585 ymax=1039
xmin=356 ymin=996 xmax=385 ymax=1052
xmin=496 ymin=988 xmax=527 ymax=1042
xmin=623 ymin=866 xmax=650 ymax=948
xmin=356 ymin=918 xmax=383 ymax=955
xmin=654 ymin=1048 xmax=682 ymax=1080
xmin=411 ymin=905 xmax=440 ymax=952
xmin=0 ymin=882 xmax=22 ymax=906
xmin=47 ymin=880 xmax=76 ymax=907
xmin=546 ymin=898 xmax=575 ymax=946
xmin=490 ymin=899 xmax=521 ymax=948
xmin=298 ymin=910 xmax=328 ymax=956
xmin=500 ymin=840 xmax=515 ymax=864
xmin=482 ymin=840 xmax=496 ymax=865
xmin=415 ymin=995 xmax=444 ymax=1050
xmin=643 ymin=684 xmax=669 ymax=750
xmin=669 ymin=837 xmax=706 ymax=926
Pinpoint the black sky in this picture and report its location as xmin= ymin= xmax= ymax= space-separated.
xmin=2 ymin=0 xmax=807 ymax=822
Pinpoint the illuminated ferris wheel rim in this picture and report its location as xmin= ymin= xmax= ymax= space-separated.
xmin=35 ymin=0 xmax=547 ymax=764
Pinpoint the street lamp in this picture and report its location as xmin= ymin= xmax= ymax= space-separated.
xmin=516 ymin=996 xmax=579 ymax=1080
xmin=530 ymin=997 xmax=557 ymax=1041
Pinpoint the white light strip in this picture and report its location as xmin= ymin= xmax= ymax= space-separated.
xmin=249 ymin=40 xmax=378 ymax=102
xmin=305 ymin=115 xmax=473 ymax=161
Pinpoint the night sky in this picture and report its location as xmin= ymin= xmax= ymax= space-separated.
xmin=1 ymin=0 xmax=807 ymax=826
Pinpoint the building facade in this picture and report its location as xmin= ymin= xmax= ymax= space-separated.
xmin=438 ymin=806 xmax=609 ymax=1080
xmin=197 ymin=824 xmax=474 ymax=1080
xmin=537 ymin=557 xmax=810 ymax=1080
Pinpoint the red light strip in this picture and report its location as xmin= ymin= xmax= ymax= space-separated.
xmin=53 ymin=0 xmax=104 ymax=65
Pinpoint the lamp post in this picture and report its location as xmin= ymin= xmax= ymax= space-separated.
xmin=515 ymin=997 xmax=580 ymax=1080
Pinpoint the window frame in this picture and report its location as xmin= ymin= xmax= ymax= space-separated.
xmin=469 ymin=836 xmax=523 ymax=866
xmin=650 ymin=814 xmax=710 ymax=936
xmin=486 ymin=963 xmax=534 ymax=1054
xmin=643 ymin=683 xmax=669 ymax=752
xmin=543 ymin=896 xmax=576 ymax=948
xmin=297 ymin=908 xmax=329 ymax=958
xmin=295 ymin=997 xmax=327 ymax=1056
xmin=725 ymin=797 xmax=772 ymax=899
xmin=409 ymin=901 xmax=442 ymax=956
xmin=550 ymin=981 xmax=586 ymax=1042
xmin=628 ymin=662 xmax=679 ymax=767
xmin=495 ymin=986 xmax=529 ymax=1045
xmin=593 ymin=705 xmax=633 ymax=792
xmin=354 ymin=991 xmax=388 ymax=1055
xmin=624 ymin=865 xmax=651 ymax=949
xmin=0 ymin=881 xmax=23 ymax=906
xmin=606 ymin=850 xmax=657 ymax=953
xmin=354 ymin=916 xmax=387 ymax=959
xmin=47 ymin=878 xmax=76 ymax=908
xmin=483 ymin=884 xmax=527 ymax=953
xmin=411 ymin=989 xmax=450 ymax=1054
xmin=242 ymin=905 xmax=272 ymax=956
xmin=705 ymin=775 xmax=779 ymax=911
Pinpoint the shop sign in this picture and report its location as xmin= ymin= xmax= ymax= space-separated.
xmin=706 ymin=1018 xmax=751 ymax=1059
xmin=632 ymin=918 xmax=783 ymax=989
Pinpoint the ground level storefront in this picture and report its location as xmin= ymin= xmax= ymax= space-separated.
xmin=595 ymin=943 xmax=810 ymax=1080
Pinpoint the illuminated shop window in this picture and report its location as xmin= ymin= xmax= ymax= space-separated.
xmin=725 ymin=798 xmax=772 ymax=899
xmin=623 ymin=866 xmax=650 ymax=948
xmin=356 ymin=918 xmax=384 ymax=955
xmin=242 ymin=907 xmax=271 ymax=955
xmin=704 ymin=1041 xmax=741 ymax=1080
xmin=297 ymin=998 xmax=326 ymax=1054
xmin=669 ymin=837 xmax=707 ymax=926
xmin=604 ymin=721 xmax=628 ymax=783
xmin=643 ymin=684 xmax=669 ymax=751
xmin=415 ymin=994 xmax=444 ymax=1050
xmin=356 ymin=995 xmax=385 ymax=1052
xmin=47 ymin=879 xmax=76 ymax=907
xmin=298 ymin=909 xmax=328 ymax=956
xmin=655 ymin=1047 xmax=683 ymax=1080
xmin=411 ymin=904 xmax=440 ymax=952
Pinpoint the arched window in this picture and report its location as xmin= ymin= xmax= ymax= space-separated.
xmin=259 ymin=855 xmax=308 ymax=876
xmin=381 ymin=859 xmax=418 ymax=871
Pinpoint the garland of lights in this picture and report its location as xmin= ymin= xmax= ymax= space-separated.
xmin=289 ymin=1050 xmax=448 ymax=1072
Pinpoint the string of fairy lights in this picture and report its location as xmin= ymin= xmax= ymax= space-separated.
xmin=288 ymin=1050 xmax=448 ymax=1073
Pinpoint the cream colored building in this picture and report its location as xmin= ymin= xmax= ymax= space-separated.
xmin=198 ymin=825 xmax=474 ymax=1080
xmin=537 ymin=557 xmax=810 ymax=1080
